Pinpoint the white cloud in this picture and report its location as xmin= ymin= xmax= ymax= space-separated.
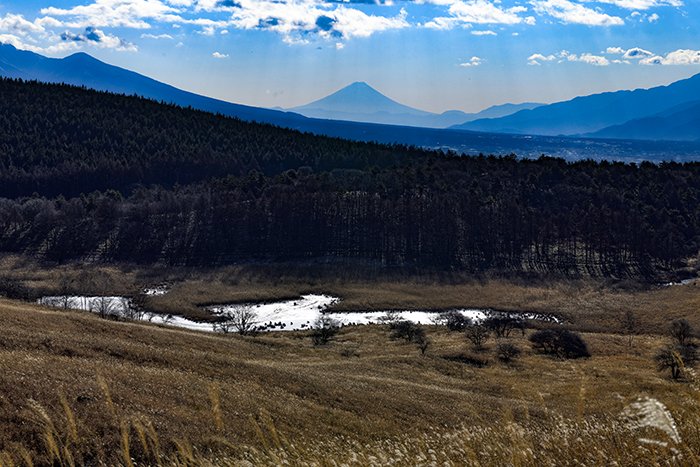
xmin=425 ymin=0 xmax=535 ymax=29
xmin=0 ymin=0 xmax=685 ymax=50
xmin=534 ymin=46 xmax=700 ymax=66
xmin=531 ymin=0 xmax=624 ymax=26
xmin=527 ymin=52 xmax=557 ymax=65
xmin=528 ymin=50 xmax=609 ymax=65
xmin=640 ymin=49 xmax=700 ymax=65
xmin=226 ymin=2 xmax=409 ymax=41
xmin=60 ymin=26 xmax=138 ymax=51
xmin=622 ymin=47 xmax=654 ymax=59
xmin=605 ymin=46 xmax=625 ymax=54
xmin=0 ymin=13 xmax=47 ymax=36
xmin=40 ymin=0 xmax=184 ymax=29
xmin=212 ymin=51 xmax=228 ymax=58
xmin=141 ymin=32 xmax=174 ymax=39
xmin=584 ymin=0 xmax=681 ymax=10
xmin=572 ymin=52 xmax=610 ymax=66
xmin=460 ymin=55 xmax=482 ymax=67
xmin=471 ymin=29 xmax=497 ymax=35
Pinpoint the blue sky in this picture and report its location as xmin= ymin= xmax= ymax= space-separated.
xmin=1 ymin=0 xmax=699 ymax=112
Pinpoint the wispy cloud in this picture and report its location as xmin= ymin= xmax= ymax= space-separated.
xmin=528 ymin=50 xmax=609 ymax=65
xmin=531 ymin=45 xmax=700 ymax=66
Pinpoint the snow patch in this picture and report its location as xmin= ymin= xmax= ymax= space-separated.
xmin=39 ymin=293 xmax=559 ymax=333
xmin=144 ymin=284 xmax=170 ymax=296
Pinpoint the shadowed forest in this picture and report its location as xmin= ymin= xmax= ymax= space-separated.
xmin=0 ymin=78 xmax=699 ymax=275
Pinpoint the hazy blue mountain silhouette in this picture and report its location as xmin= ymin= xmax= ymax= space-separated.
xmin=452 ymin=73 xmax=700 ymax=138
xmin=0 ymin=43 xmax=308 ymax=127
xmin=588 ymin=100 xmax=700 ymax=141
xmin=2 ymin=43 xmax=700 ymax=159
xmin=290 ymin=81 xmax=541 ymax=128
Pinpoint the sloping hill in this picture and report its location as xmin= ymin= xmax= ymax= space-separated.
xmin=0 ymin=43 xmax=307 ymax=127
xmin=0 ymin=294 xmax=699 ymax=465
xmin=452 ymin=73 xmax=700 ymax=138
xmin=588 ymin=101 xmax=700 ymax=141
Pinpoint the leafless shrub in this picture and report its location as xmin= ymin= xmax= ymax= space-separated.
xmin=311 ymin=315 xmax=341 ymax=346
xmin=670 ymin=319 xmax=694 ymax=346
xmin=214 ymin=305 xmax=259 ymax=335
xmin=465 ymin=324 xmax=490 ymax=350
xmin=496 ymin=343 xmax=521 ymax=363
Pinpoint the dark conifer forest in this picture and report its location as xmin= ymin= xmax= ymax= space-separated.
xmin=0 ymin=78 xmax=698 ymax=276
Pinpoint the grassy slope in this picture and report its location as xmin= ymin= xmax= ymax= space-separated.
xmin=0 ymin=298 xmax=699 ymax=465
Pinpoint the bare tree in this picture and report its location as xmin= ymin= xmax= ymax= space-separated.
xmin=214 ymin=305 xmax=259 ymax=335
xmin=670 ymin=319 xmax=694 ymax=346
xmin=483 ymin=315 xmax=525 ymax=338
xmin=57 ymin=275 xmax=74 ymax=309
xmin=621 ymin=310 xmax=638 ymax=347
xmin=91 ymin=296 xmax=117 ymax=319
xmin=378 ymin=310 xmax=402 ymax=325
xmin=437 ymin=311 xmax=472 ymax=332
xmin=465 ymin=324 xmax=490 ymax=350
xmin=120 ymin=297 xmax=145 ymax=321
xmin=59 ymin=296 xmax=73 ymax=309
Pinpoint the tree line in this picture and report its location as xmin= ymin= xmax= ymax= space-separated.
xmin=0 ymin=78 xmax=699 ymax=276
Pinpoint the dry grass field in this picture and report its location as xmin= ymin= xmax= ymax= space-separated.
xmin=0 ymin=294 xmax=699 ymax=465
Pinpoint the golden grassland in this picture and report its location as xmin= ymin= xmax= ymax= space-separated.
xmin=2 ymin=254 xmax=699 ymax=334
xmin=0 ymin=296 xmax=699 ymax=465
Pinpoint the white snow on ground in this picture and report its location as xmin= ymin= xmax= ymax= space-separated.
xmin=662 ymin=278 xmax=696 ymax=287
xmin=210 ymin=294 xmax=341 ymax=330
xmin=38 ymin=293 xmax=559 ymax=333
xmin=38 ymin=296 xmax=130 ymax=313
xmin=143 ymin=284 xmax=170 ymax=296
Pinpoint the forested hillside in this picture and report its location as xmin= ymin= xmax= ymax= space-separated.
xmin=0 ymin=78 xmax=699 ymax=276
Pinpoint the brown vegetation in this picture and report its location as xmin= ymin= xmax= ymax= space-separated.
xmin=0 ymin=296 xmax=699 ymax=465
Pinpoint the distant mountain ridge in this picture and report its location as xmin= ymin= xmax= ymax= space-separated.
xmin=587 ymin=100 xmax=700 ymax=141
xmin=452 ymin=73 xmax=700 ymax=139
xmin=1 ymin=43 xmax=700 ymax=154
xmin=0 ymin=43 xmax=308 ymax=128
xmin=289 ymin=81 xmax=542 ymax=128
